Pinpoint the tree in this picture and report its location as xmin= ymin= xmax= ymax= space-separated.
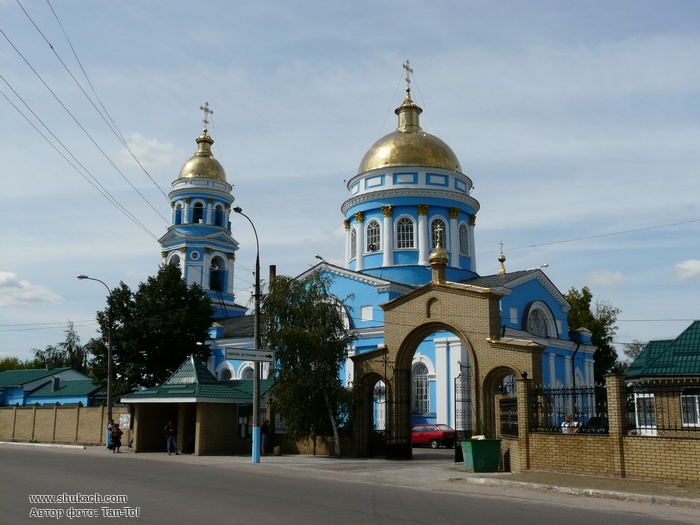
xmin=262 ymin=272 xmax=355 ymax=457
xmin=564 ymin=286 xmax=620 ymax=384
xmin=32 ymin=321 xmax=91 ymax=373
xmin=88 ymin=264 xmax=214 ymax=396
xmin=621 ymin=340 xmax=647 ymax=361
xmin=0 ymin=356 xmax=44 ymax=372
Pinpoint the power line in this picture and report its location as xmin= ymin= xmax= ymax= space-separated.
xmin=479 ymin=219 xmax=700 ymax=256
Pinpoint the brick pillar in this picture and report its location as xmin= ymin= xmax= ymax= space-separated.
xmin=513 ymin=378 xmax=533 ymax=473
xmin=606 ymin=374 xmax=626 ymax=478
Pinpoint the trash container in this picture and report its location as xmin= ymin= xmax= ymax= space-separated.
xmin=461 ymin=439 xmax=501 ymax=472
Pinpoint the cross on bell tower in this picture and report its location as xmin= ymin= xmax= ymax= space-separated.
xmin=403 ymin=60 xmax=413 ymax=95
xmin=199 ymin=102 xmax=214 ymax=133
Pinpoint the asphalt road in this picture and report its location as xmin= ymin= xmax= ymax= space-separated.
xmin=1 ymin=445 xmax=696 ymax=525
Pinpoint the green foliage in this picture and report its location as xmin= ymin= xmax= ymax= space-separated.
xmin=565 ymin=286 xmax=620 ymax=383
xmin=0 ymin=356 xmax=44 ymax=372
xmin=88 ymin=264 xmax=214 ymax=396
xmin=32 ymin=321 xmax=90 ymax=373
xmin=262 ymin=272 xmax=355 ymax=456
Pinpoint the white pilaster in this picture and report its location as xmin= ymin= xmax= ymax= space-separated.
xmin=549 ymin=354 xmax=556 ymax=387
xmin=449 ymin=215 xmax=459 ymax=267
xmin=435 ymin=338 xmax=449 ymax=425
xmin=418 ymin=207 xmax=429 ymax=265
xmin=382 ymin=212 xmax=393 ymax=267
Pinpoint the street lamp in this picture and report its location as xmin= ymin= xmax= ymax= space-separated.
xmin=233 ymin=206 xmax=262 ymax=464
xmin=77 ymin=275 xmax=113 ymax=423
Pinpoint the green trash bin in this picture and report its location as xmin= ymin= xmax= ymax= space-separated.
xmin=461 ymin=439 xmax=501 ymax=472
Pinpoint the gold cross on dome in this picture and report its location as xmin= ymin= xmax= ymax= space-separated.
xmin=403 ymin=60 xmax=413 ymax=93
xmin=435 ymin=224 xmax=443 ymax=245
xmin=199 ymin=102 xmax=214 ymax=131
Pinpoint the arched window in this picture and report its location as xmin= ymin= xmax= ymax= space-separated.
xmin=396 ymin=217 xmax=414 ymax=249
xmin=412 ymin=363 xmax=429 ymax=415
xmin=241 ymin=367 xmax=255 ymax=380
xmin=431 ymin=218 xmax=448 ymax=249
xmin=350 ymin=228 xmax=357 ymax=260
xmin=524 ymin=301 xmax=557 ymax=338
xmin=459 ymin=223 xmax=469 ymax=255
xmin=220 ymin=368 xmax=232 ymax=381
xmin=174 ymin=203 xmax=183 ymax=225
xmin=192 ymin=202 xmax=204 ymax=224
xmin=366 ymin=220 xmax=381 ymax=252
xmin=209 ymin=256 xmax=225 ymax=292
xmin=214 ymin=204 xmax=225 ymax=227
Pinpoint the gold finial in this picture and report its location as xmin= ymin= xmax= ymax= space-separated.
xmin=403 ymin=60 xmax=413 ymax=96
xmin=429 ymin=223 xmax=448 ymax=282
xmin=498 ymin=241 xmax=507 ymax=275
xmin=199 ymin=102 xmax=214 ymax=133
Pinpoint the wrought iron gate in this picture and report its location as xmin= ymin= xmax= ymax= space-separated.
xmin=454 ymin=361 xmax=473 ymax=441
xmin=385 ymin=368 xmax=412 ymax=459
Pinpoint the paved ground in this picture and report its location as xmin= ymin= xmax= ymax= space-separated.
xmin=4 ymin=441 xmax=700 ymax=509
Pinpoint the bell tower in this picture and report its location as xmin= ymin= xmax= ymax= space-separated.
xmin=158 ymin=104 xmax=246 ymax=319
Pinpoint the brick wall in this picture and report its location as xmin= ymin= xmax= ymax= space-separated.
xmin=0 ymin=406 xmax=128 ymax=445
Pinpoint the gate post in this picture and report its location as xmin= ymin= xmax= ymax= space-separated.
xmin=513 ymin=377 xmax=533 ymax=473
xmin=606 ymin=374 xmax=626 ymax=478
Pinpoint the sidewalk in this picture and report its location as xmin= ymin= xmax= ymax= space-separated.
xmin=219 ymin=452 xmax=700 ymax=509
xmin=160 ymin=448 xmax=700 ymax=509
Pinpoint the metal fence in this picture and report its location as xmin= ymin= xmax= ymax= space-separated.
xmin=626 ymin=381 xmax=700 ymax=436
xmin=530 ymin=385 xmax=608 ymax=434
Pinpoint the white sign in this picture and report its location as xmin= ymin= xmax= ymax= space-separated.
xmin=225 ymin=348 xmax=275 ymax=362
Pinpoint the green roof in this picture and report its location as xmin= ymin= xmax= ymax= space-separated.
xmin=26 ymin=380 xmax=102 ymax=398
xmin=625 ymin=321 xmax=700 ymax=378
xmin=0 ymin=368 xmax=71 ymax=387
xmin=120 ymin=355 xmax=274 ymax=403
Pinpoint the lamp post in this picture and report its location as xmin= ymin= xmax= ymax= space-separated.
xmin=77 ymin=275 xmax=113 ymax=423
xmin=233 ymin=206 xmax=262 ymax=463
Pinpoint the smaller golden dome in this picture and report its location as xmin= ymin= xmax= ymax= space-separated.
xmin=429 ymin=241 xmax=449 ymax=265
xmin=178 ymin=131 xmax=227 ymax=182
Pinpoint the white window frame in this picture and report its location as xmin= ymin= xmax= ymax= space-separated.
xmin=412 ymin=363 xmax=430 ymax=415
xmin=366 ymin=219 xmax=381 ymax=252
xmin=395 ymin=216 xmax=415 ymax=249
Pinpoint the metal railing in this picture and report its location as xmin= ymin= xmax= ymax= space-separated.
xmin=530 ymin=384 xmax=608 ymax=434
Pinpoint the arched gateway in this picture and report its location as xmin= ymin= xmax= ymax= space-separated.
xmin=352 ymin=252 xmax=545 ymax=459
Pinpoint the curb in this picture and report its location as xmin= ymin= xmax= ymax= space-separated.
xmin=0 ymin=440 xmax=86 ymax=450
xmin=455 ymin=476 xmax=700 ymax=509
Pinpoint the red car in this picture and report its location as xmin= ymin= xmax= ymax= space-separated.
xmin=411 ymin=424 xmax=457 ymax=449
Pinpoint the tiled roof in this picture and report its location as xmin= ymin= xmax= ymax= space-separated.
xmin=165 ymin=355 xmax=219 ymax=385
xmin=462 ymin=270 xmax=535 ymax=288
xmin=120 ymin=355 xmax=274 ymax=403
xmin=625 ymin=321 xmax=700 ymax=378
xmin=220 ymin=316 xmax=254 ymax=338
xmin=0 ymin=368 xmax=71 ymax=387
xmin=26 ymin=380 xmax=102 ymax=398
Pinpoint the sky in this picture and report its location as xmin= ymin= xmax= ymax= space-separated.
xmin=1 ymin=0 xmax=700 ymax=363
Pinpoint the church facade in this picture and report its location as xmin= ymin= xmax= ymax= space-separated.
xmin=161 ymin=67 xmax=596 ymax=455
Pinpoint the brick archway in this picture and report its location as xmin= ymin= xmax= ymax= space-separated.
xmin=352 ymin=283 xmax=545 ymax=459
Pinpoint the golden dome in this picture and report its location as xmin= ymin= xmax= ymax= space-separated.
xmin=178 ymin=131 xmax=227 ymax=182
xmin=357 ymin=94 xmax=462 ymax=174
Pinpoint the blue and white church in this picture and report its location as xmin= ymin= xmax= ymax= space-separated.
xmin=167 ymin=68 xmax=596 ymax=456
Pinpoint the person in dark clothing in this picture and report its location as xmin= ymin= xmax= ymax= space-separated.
xmin=165 ymin=419 xmax=180 ymax=455
xmin=111 ymin=423 xmax=123 ymax=453
xmin=260 ymin=420 xmax=270 ymax=456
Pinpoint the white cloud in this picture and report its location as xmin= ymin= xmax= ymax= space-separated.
xmin=0 ymin=272 xmax=62 ymax=308
xmin=115 ymin=132 xmax=182 ymax=171
xmin=674 ymin=260 xmax=700 ymax=281
xmin=585 ymin=271 xmax=627 ymax=288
